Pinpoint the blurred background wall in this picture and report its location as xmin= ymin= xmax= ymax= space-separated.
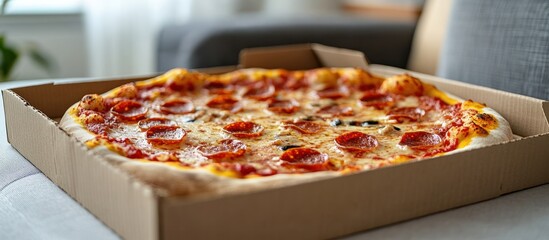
xmin=0 ymin=0 xmax=424 ymax=80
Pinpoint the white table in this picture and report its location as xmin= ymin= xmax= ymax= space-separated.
xmin=1 ymin=80 xmax=548 ymax=240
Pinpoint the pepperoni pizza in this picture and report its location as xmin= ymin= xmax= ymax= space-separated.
xmin=60 ymin=68 xmax=513 ymax=197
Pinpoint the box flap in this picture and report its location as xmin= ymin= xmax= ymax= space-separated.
xmin=3 ymin=87 xmax=159 ymax=240
xmin=542 ymin=102 xmax=549 ymax=126
xmin=7 ymin=76 xmax=152 ymax=118
xmin=311 ymin=44 xmax=369 ymax=69
xmin=239 ymin=44 xmax=368 ymax=70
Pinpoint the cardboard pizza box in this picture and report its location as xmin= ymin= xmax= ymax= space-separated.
xmin=2 ymin=44 xmax=549 ymax=240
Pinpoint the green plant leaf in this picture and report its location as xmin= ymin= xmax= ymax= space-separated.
xmin=0 ymin=35 xmax=20 ymax=82
xmin=28 ymin=45 xmax=57 ymax=77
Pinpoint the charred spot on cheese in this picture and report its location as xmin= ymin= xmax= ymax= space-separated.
xmin=472 ymin=113 xmax=498 ymax=130
xmin=468 ymin=122 xmax=489 ymax=136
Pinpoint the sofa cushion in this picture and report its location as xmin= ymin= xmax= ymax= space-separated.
xmin=438 ymin=0 xmax=549 ymax=99
xmin=157 ymin=16 xmax=415 ymax=71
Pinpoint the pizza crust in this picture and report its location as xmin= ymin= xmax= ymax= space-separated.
xmin=457 ymin=106 xmax=514 ymax=152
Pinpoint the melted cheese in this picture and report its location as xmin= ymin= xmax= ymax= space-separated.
xmin=423 ymin=83 xmax=460 ymax=105
xmin=73 ymin=68 xmax=512 ymax=178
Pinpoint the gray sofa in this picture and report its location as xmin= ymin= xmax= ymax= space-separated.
xmin=438 ymin=0 xmax=549 ymax=100
xmin=156 ymin=16 xmax=416 ymax=71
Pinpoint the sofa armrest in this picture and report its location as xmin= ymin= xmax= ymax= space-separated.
xmin=157 ymin=16 xmax=415 ymax=71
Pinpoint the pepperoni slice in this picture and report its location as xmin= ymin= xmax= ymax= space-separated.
xmin=151 ymin=152 xmax=179 ymax=162
xmin=274 ymin=72 xmax=309 ymax=90
xmin=360 ymin=90 xmax=394 ymax=109
xmin=243 ymin=82 xmax=275 ymax=100
xmin=399 ymin=131 xmax=442 ymax=150
xmin=419 ymin=96 xmax=449 ymax=111
xmin=334 ymin=131 xmax=378 ymax=152
xmin=197 ymin=139 xmax=247 ymax=160
xmin=159 ymin=99 xmax=194 ymax=114
xmin=164 ymin=72 xmax=201 ymax=92
xmin=232 ymin=163 xmax=257 ymax=177
xmin=267 ymin=99 xmax=299 ymax=114
xmin=388 ymin=107 xmax=425 ymax=122
xmin=270 ymin=71 xmax=297 ymax=90
xmin=218 ymin=163 xmax=258 ymax=177
xmin=111 ymin=100 xmax=148 ymax=121
xmin=138 ymin=117 xmax=177 ymax=130
xmin=206 ymin=95 xmax=243 ymax=113
xmin=316 ymin=105 xmax=354 ymax=116
xmin=316 ymin=85 xmax=349 ymax=99
xmin=223 ymin=122 xmax=264 ymax=138
xmin=255 ymin=168 xmax=278 ymax=176
xmin=284 ymin=120 xmax=323 ymax=134
xmin=205 ymin=81 xmax=234 ymax=94
xmin=146 ymin=125 xmax=186 ymax=145
xmin=280 ymin=148 xmax=330 ymax=171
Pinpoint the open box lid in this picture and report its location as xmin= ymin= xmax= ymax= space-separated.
xmin=240 ymin=43 xmax=369 ymax=70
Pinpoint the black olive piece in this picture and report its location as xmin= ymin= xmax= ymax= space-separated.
xmin=361 ymin=120 xmax=379 ymax=126
xmin=393 ymin=126 xmax=401 ymax=131
xmin=301 ymin=116 xmax=315 ymax=121
xmin=184 ymin=118 xmax=196 ymax=123
xmin=348 ymin=121 xmax=361 ymax=126
xmin=279 ymin=145 xmax=301 ymax=151
xmin=330 ymin=119 xmax=343 ymax=126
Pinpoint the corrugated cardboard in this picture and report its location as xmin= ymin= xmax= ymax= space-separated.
xmin=3 ymin=44 xmax=549 ymax=240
